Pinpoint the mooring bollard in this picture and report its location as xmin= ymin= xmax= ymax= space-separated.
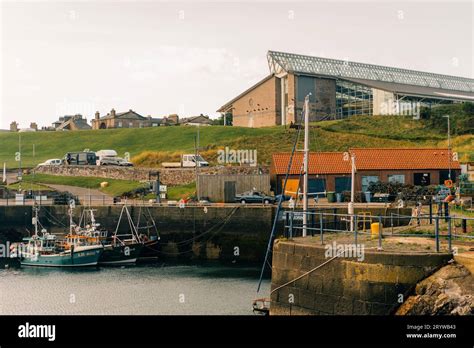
xmin=435 ymin=216 xmax=440 ymax=253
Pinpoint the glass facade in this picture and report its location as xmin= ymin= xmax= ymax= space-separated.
xmin=336 ymin=80 xmax=373 ymax=118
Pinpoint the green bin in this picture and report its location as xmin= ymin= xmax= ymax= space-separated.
xmin=327 ymin=191 xmax=336 ymax=203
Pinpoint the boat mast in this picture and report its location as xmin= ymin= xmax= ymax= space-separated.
xmin=302 ymin=94 xmax=310 ymax=237
xmin=33 ymin=205 xmax=39 ymax=236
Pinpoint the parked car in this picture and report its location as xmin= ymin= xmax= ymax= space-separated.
xmin=99 ymin=157 xmax=133 ymax=166
xmin=38 ymin=158 xmax=62 ymax=166
xmin=235 ymin=191 xmax=275 ymax=204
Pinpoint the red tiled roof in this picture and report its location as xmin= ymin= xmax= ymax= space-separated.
xmin=350 ymin=148 xmax=461 ymax=170
xmin=272 ymin=148 xmax=460 ymax=175
xmin=272 ymin=152 xmax=351 ymax=175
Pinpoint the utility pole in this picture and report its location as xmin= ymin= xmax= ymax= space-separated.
xmin=18 ymin=133 xmax=22 ymax=192
xmin=302 ymin=94 xmax=310 ymax=237
xmin=195 ymin=125 xmax=200 ymax=201
xmin=443 ymin=115 xmax=451 ymax=180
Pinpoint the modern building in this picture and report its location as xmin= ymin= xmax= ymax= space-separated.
xmin=91 ymin=109 xmax=163 ymax=129
xmin=270 ymin=148 xmax=461 ymax=195
xmin=218 ymin=51 xmax=474 ymax=127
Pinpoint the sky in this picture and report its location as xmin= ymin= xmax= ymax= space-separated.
xmin=0 ymin=0 xmax=473 ymax=129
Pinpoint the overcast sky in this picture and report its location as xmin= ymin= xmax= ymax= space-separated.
xmin=0 ymin=0 xmax=472 ymax=129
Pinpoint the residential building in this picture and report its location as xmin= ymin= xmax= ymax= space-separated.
xmin=91 ymin=109 xmax=163 ymax=129
xmin=179 ymin=114 xmax=212 ymax=126
xmin=52 ymin=114 xmax=91 ymax=131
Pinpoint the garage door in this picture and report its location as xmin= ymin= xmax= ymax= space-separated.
xmin=309 ymin=179 xmax=326 ymax=197
xmin=335 ymin=177 xmax=351 ymax=193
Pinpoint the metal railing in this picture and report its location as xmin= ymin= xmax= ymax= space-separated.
xmin=283 ymin=210 xmax=474 ymax=253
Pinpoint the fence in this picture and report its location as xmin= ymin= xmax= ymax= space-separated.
xmin=0 ymin=195 xmax=277 ymax=208
xmin=283 ymin=210 xmax=474 ymax=253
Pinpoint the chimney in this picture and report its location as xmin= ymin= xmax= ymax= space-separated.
xmin=111 ymin=108 xmax=116 ymax=117
xmin=95 ymin=111 xmax=100 ymax=120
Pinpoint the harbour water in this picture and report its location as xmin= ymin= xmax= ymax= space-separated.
xmin=0 ymin=262 xmax=270 ymax=315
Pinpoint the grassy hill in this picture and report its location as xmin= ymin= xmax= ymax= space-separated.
xmin=0 ymin=113 xmax=472 ymax=169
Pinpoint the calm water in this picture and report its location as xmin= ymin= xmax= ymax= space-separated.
xmin=0 ymin=262 xmax=270 ymax=315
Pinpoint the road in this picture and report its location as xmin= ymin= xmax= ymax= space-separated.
xmin=45 ymin=184 xmax=114 ymax=205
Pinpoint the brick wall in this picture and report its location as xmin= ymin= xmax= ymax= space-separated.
xmin=232 ymin=76 xmax=281 ymax=127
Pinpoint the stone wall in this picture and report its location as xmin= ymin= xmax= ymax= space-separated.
xmin=0 ymin=205 xmax=273 ymax=262
xmin=35 ymin=165 xmax=269 ymax=186
xmin=270 ymin=240 xmax=452 ymax=315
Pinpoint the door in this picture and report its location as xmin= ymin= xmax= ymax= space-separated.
xmin=282 ymin=178 xmax=300 ymax=198
xmin=309 ymin=178 xmax=326 ymax=197
xmin=414 ymin=173 xmax=430 ymax=186
xmin=224 ymin=181 xmax=236 ymax=203
xmin=335 ymin=177 xmax=351 ymax=193
xmin=439 ymin=170 xmax=456 ymax=184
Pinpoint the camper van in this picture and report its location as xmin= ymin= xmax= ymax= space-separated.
xmin=96 ymin=149 xmax=133 ymax=167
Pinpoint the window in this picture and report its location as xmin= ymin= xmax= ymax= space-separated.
xmin=118 ymin=121 xmax=122 ymax=128
xmin=129 ymin=122 xmax=133 ymax=128
xmin=361 ymin=176 xmax=379 ymax=192
xmin=152 ymin=123 xmax=158 ymax=127
xmin=388 ymin=174 xmax=405 ymax=184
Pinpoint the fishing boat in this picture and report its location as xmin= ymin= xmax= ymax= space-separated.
xmin=15 ymin=206 xmax=103 ymax=267
xmin=72 ymin=205 xmax=143 ymax=265
xmin=135 ymin=205 xmax=161 ymax=261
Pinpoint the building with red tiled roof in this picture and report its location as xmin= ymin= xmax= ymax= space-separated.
xmin=270 ymin=148 xmax=461 ymax=195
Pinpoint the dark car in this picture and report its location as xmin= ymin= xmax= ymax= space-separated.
xmin=235 ymin=191 xmax=275 ymax=204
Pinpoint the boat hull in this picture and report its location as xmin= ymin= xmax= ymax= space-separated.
xmin=20 ymin=246 xmax=103 ymax=267
xmin=99 ymin=243 xmax=143 ymax=265
xmin=138 ymin=239 xmax=160 ymax=261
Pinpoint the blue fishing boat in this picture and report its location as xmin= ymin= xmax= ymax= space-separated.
xmin=16 ymin=206 xmax=103 ymax=267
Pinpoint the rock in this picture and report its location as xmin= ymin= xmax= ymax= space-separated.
xmin=395 ymin=263 xmax=474 ymax=315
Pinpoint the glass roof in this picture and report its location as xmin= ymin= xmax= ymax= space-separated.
xmin=267 ymin=51 xmax=474 ymax=93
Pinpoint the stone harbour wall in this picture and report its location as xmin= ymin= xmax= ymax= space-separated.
xmin=270 ymin=240 xmax=452 ymax=315
xmin=35 ymin=165 xmax=269 ymax=186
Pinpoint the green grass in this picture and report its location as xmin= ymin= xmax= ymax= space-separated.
xmin=0 ymin=112 xmax=472 ymax=169
xmin=141 ymin=182 xmax=196 ymax=200
xmin=166 ymin=182 xmax=196 ymax=200
xmin=20 ymin=173 xmax=145 ymax=196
